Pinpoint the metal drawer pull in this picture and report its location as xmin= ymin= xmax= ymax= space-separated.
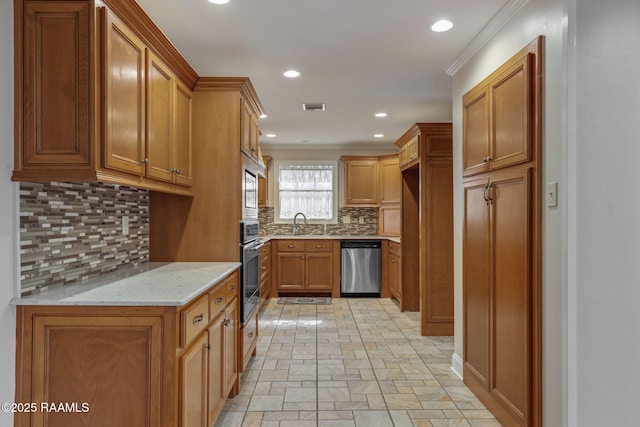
xmin=314 ymin=245 xmax=323 ymax=248
xmin=193 ymin=314 xmax=204 ymax=324
xmin=223 ymin=319 xmax=231 ymax=327
xmin=287 ymin=245 xmax=295 ymax=248
xmin=260 ymin=266 xmax=267 ymax=270
xmin=248 ymin=332 xmax=255 ymax=338
xmin=215 ymin=296 xmax=224 ymax=304
xmin=229 ymin=284 xmax=237 ymax=291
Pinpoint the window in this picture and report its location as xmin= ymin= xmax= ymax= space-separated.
xmin=274 ymin=160 xmax=338 ymax=224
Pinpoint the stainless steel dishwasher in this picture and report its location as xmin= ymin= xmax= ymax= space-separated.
xmin=340 ymin=241 xmax=381 ymax=296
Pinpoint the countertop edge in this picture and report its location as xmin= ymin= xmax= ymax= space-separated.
xmin=11 ymin=262 xmax=242 ymax=307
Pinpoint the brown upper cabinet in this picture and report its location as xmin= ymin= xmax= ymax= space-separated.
xmin=258 ymin=155 xmax=272 ymax=207
xmin=398 ymin=136 xmax=419 ymax=170
xmin=13 ymin=0 xmax=198 ymax=195
xmin=378 ymin=154 xmax=402 ymax=204
xmin=342 ymin=156 xmax=379 ymax=206
xmin=242 ymin=99 xmax=261 ymax=163
xmin=463 ymin=52 xmax=534 ymax=177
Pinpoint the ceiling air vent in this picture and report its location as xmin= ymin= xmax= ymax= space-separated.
xmin=302 ymin=103 xmax=326 ymax=111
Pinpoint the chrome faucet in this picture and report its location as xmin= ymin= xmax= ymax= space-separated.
xmin=293 ymin=212 xmax=308 ymax=235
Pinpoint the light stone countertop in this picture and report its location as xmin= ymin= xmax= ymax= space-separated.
xmin=12 ymin=262 xmax=241 ymax=307
xmin=262 ymin=235 xmax=400 ymax=243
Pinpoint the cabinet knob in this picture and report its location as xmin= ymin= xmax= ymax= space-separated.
xmin=260 ymin=266 xmax=267 ymax=270
xmin=287 ymin=245 xmax=295 ymax=248
xmin=215 ymin=296 xmax=224 ymax=304
xmin=229 ymin=284 xmax=237 ymax=290
xmin=193 ymin=314 xmax=204 ymax=324
xmin=223 ymin=319 xmax=231 ymax=327
xmin=175 ymin=168 xmax=181 ymax=175
xmin=141 ymin=158 xmax=149 ymax=165
xmin=315 ymin=245 xmax=324 ymax=248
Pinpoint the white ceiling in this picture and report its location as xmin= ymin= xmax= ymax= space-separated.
xmin=136 ymin=0 xmax=508 ymax=149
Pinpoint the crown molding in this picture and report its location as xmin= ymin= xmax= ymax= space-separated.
xmin=445 ymin=0 xmax=529 ymax=76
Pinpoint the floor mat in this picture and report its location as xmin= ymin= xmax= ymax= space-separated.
xmin=278 ymin=296 xmax=332 ymax=305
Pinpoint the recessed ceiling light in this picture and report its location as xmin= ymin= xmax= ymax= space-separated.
xmin=208 ymin=0 xmax=230 ymax=4
xmin=374 ymin=133 xmax=384 ymax=138
xmin=431 ymin=19 xmax=453 ymax=32
xmin=283 ymin=70 xmax=301 ymax=78
xmin=265 ymin=133 xmax=276 ymax=138
xmin=375 ymin=112 xmax=388 ymax=118
xmin=259 ymin=114 xmax=267 ymax=119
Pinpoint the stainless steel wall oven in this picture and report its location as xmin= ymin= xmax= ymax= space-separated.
xmin=240 ymin=220 xmax=261 ymax=324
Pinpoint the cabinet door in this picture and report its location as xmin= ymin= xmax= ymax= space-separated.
xmin=251 ymin=113 xmax=260 ymax=159
xmin=174 ymin=79 xmax=193 ymax=186
xmin=241 ymin=100 xmax=253 ymax=158
xmin=223 ymin=299 xmax=238 ymax=395
xmin=181 ymin=333 xmax=208 ymax=427
xmin=305 ymin=253 xmax=333 ymax=290
xmin=30 ymin=315 xmax=162 ymax=427
xmin=147 ymin=50 xmax=174 ymax=183
xmin=208 ymin=315 xmax=224 ymax=426
xmin=103 ymin=10 xmax=146 ymax=175
xmin=258 ymin=176 xmax=267 ymax=207
xmin=276 ymin=253 xmax=306 ymax=290
xmin=22 ymin=2 xmax=91 ymax=168
xmin=462 ymin=85 xmax=490 ymax=177
xmin=489 ymin=54 xmax=533 ymax=171
xmin=389 ymin=253 xmax=401 ymax=300
xmin=489 ymin=168 xmax=531 ymax=424
xmin=379 ymin=156 xmax=401 ymax=204
xmin=406 ymin=137 xmax=420 ymax=164
xmin=378 ymin=205 xmax=401 ymax=236
xmin=462 ymin=176 xmax=492 ymax=389
xmin=344 ymin=158 xmax=379 ymax=206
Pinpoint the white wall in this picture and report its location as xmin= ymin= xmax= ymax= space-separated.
xmin=569 ymin=0 xmax=640 ymax=425
xmin=0 ymin=0 xmax=18 ymax=424
xmin=451 ymin=0 xmax=566 ymax=425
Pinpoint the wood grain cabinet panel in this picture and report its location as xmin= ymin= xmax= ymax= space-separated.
xmin=342 ymin=157 xmax=379 ymax=206
xmin=29 ymin=313 xmax=163 ymax=427
xmin=103 ymin=10 xmax=147 ymax=176
xmin=273 ymin=239 xmax=339 ymax=296
xmin=181 ymin=333 xmax=208 ymax=427
xmin=21 ymin=2 xmax=91 ymax=168
xmin=147 ymin=50 xmax=174 ymax=183
xmin=173 ymin=79 xmax=193 ymax=186
xmin=378 ymin=155 xmax=401 ymax=204
xmin=15 ymin=269 xmax=241 ymax=427
xmin=395 ymin=123 xmax=453 ymax=335
xmin=14 ymin=0 xmax=196 ymax=195
xmin=462 ymin=37 xmax=542 ymax=427
xmin=463 ymin=51 xmax=534 ymax=177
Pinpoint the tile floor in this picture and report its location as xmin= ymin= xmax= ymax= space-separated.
xmin=215 ymin=298 xmax=501 ymax=427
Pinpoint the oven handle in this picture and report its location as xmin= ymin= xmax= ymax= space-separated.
xmin=253 ymin=242 xmax=265 ymax=250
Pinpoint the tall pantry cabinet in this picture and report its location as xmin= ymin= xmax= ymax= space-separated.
xmin=462 ymin=37 xmax=543 ymax=427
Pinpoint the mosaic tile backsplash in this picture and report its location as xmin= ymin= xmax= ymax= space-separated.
xmin=258 ymin=207 xmax=378 ymax=236
xmin=20 ymin=182 xmax=149 ymax=296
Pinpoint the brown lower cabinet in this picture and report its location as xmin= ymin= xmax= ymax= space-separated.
xmin=272 ymin=239 xmax=340 ymax=298
xmin=388 ymin=241 xmax=402 ymax=302
xmin=14 ymin=269 xmax=240 ymax=427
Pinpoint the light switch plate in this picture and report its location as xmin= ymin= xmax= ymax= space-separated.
xmin=547 ymin=182 xmax=558 ymax=207
xmin=342 ymin=215 xmax=351 ymax=224
xmin=358 ymin=216 xmax=364 ymax=224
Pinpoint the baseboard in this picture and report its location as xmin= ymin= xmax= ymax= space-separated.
xmin=451 ymin=352 xmax=464 ymax=380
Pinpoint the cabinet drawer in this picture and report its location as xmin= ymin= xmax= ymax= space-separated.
xmin=259 ymin=242 xmax=271 ymax=257
xmin=225 ymin=270 xmax=239 ymax=301
xmin=209 ymin=284 xmax=227 ymax=319
xmin=305 ymin=240 xmax=333 ymax=252
xmin=389 ymin=242 xmax=401 ymax=257
xmin=277 ymin=240 xmax=304 ymax=252
xmin=181 ymin=294 xmax=209 ymax=347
